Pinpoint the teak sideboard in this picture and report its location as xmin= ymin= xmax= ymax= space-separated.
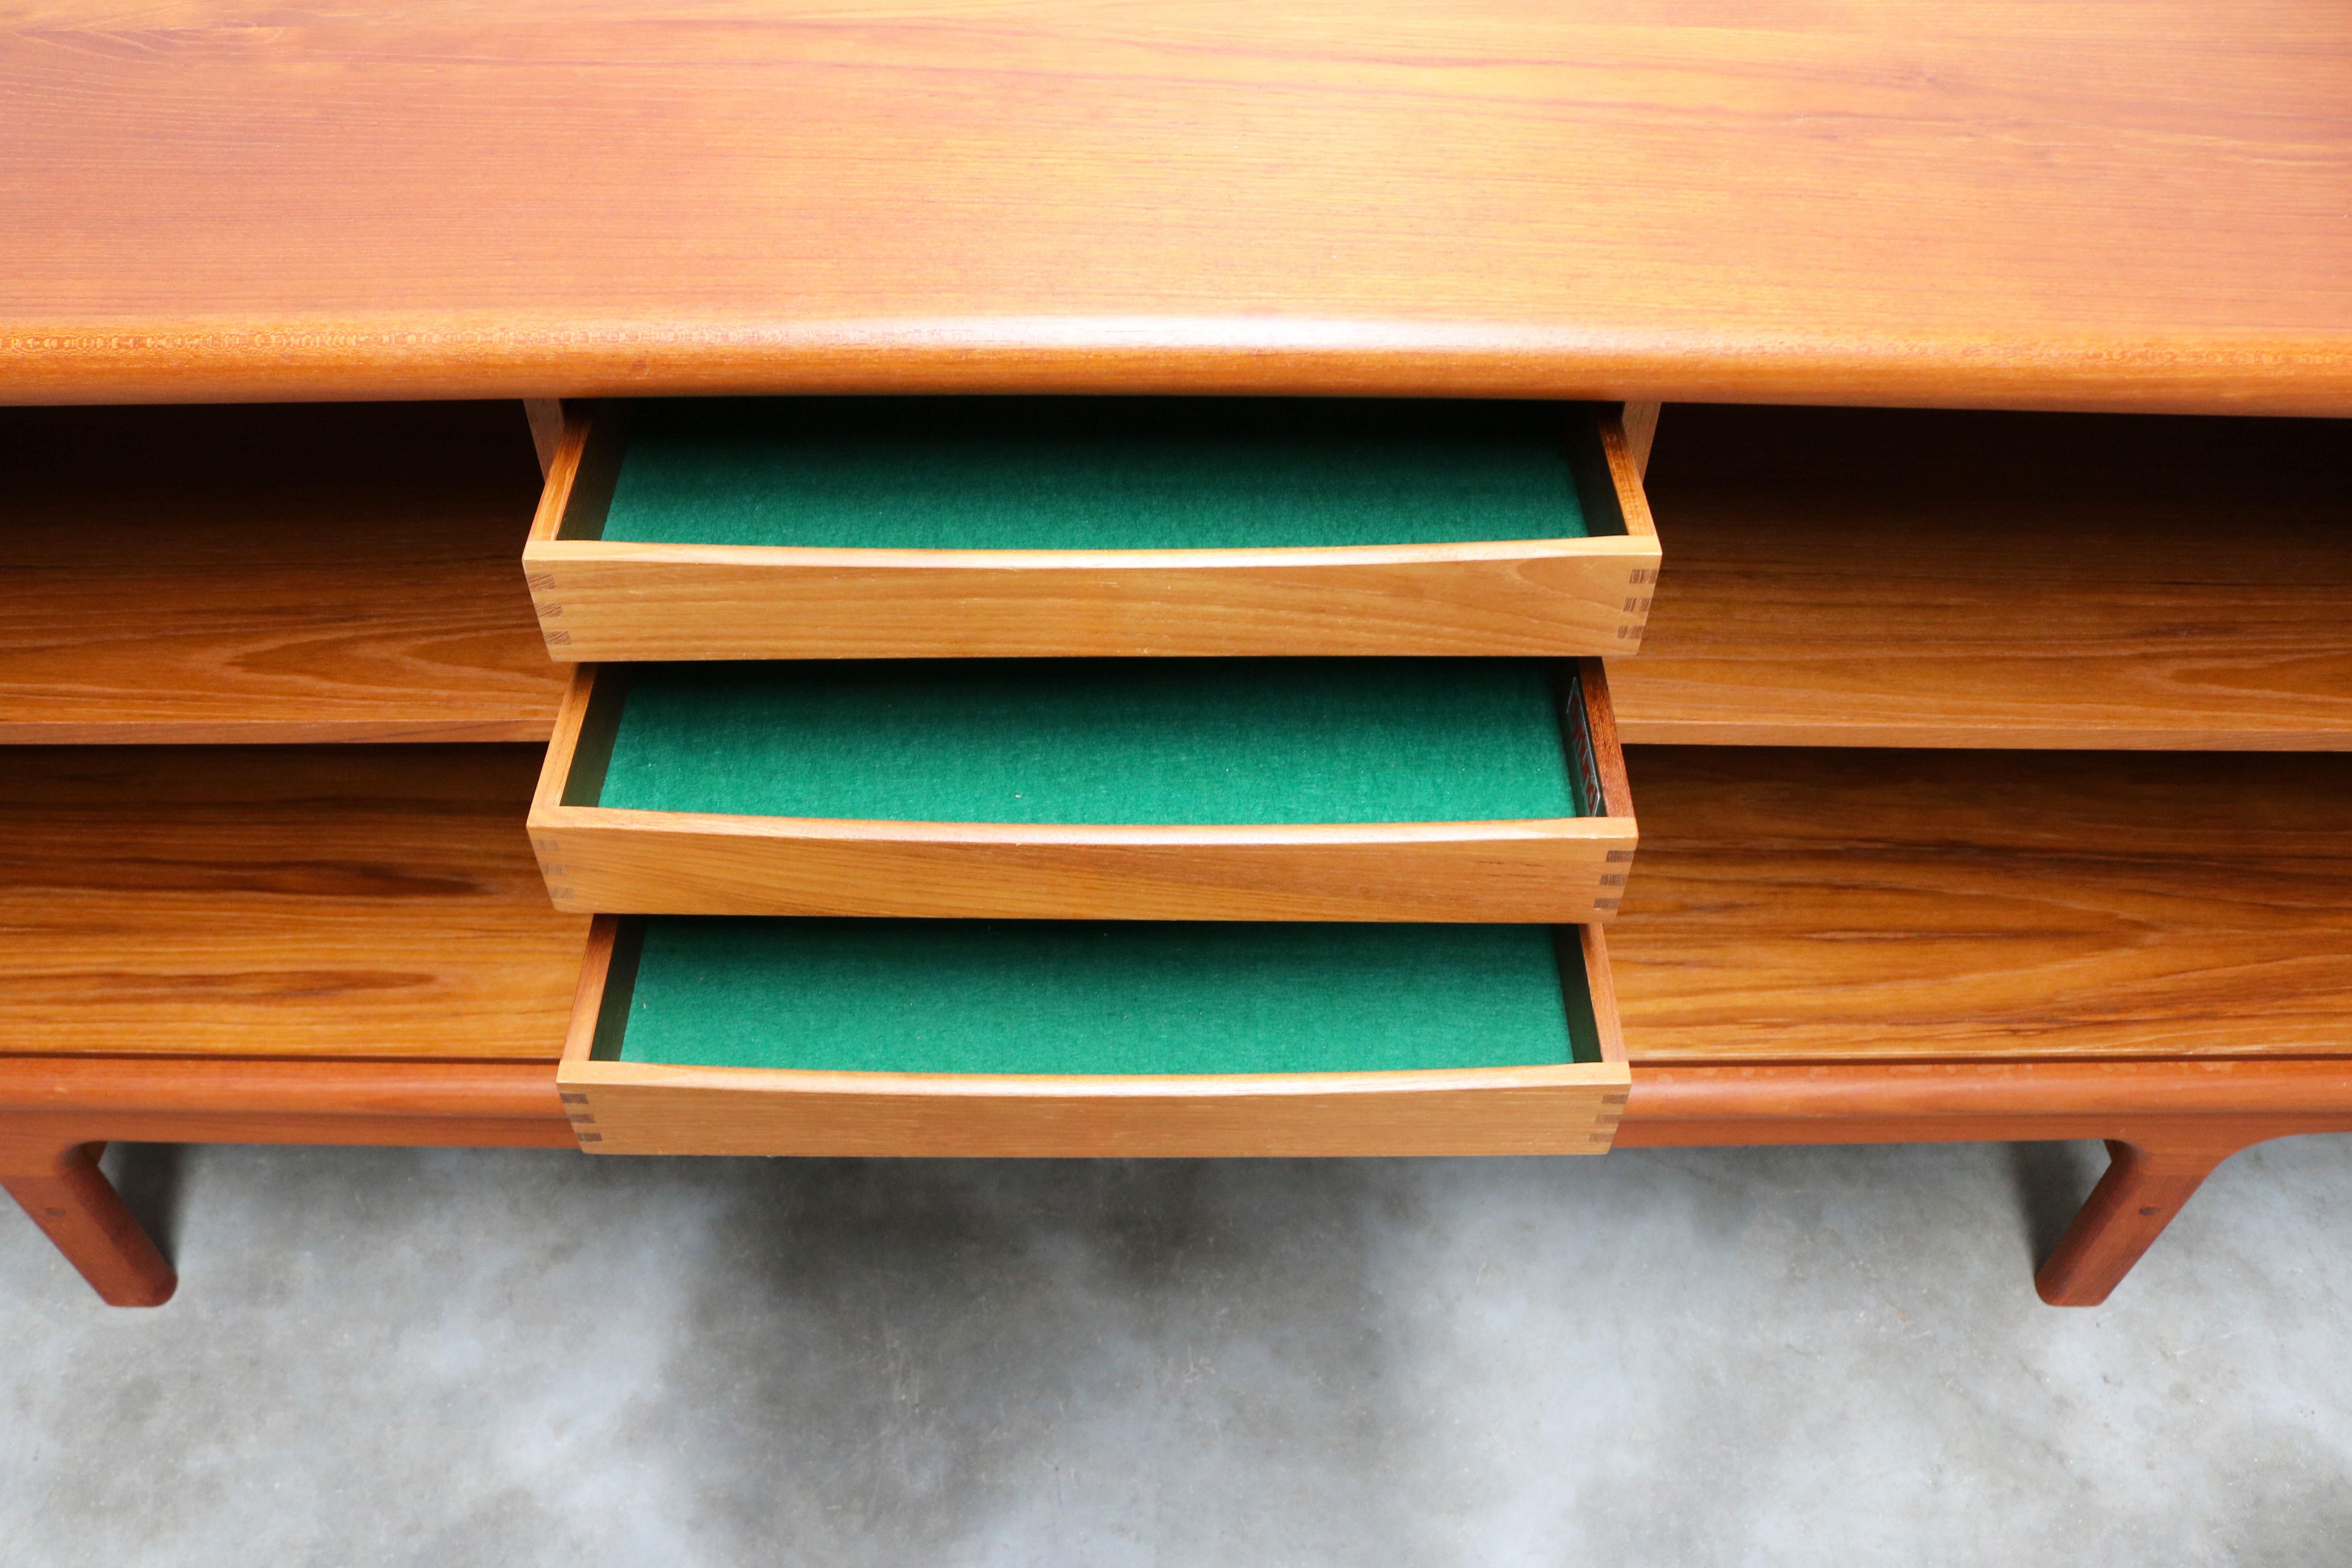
xmin=4 ymin=1 xmax=2349 ymax=1309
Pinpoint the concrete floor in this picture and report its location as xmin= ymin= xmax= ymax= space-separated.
xmin=5 ymin=1138 xmax=2350 ymax=1566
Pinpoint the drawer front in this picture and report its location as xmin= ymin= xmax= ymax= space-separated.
xmin=528 ymin=658 xmax=1638 ymax=923
xmin=558 ymin=917 xmax=1630 ymax=1158
xmin=523 ymin=399 xmax=1660 ymax=661
xmin=533 ymin=819 xmax=1634 ymax=923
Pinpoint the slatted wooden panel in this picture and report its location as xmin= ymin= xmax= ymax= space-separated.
xmin=1610 ymin=746 xmax=2352 ymax=1062
xmin=1616 ymin=406 xmax=2352 ymax=750
xmin=0 ymin=402 xmax=565 ymax=743
xmin=0 ymin=746 xmax=586 ymax=1059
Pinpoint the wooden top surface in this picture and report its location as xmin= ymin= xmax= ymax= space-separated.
xmin=1612 ymin=746 xmax=2352 ymax=1063
xmin=4 ymin=2 xmax=2348 ymax=413
xmin=0 ymin=401 xmax=564 ymax=743
xmin=1615 ymin=406 xmax=2352 ymax=748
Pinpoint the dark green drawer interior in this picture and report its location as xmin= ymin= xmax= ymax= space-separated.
xmin=596 ymin=919 xmax=1605 ymax=1075
xmin=585 ymin=658 xmax=1592 ymax=824
xmin=593 ymin=397 xmax=1606 ymax=550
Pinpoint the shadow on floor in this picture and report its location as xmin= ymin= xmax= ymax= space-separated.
xmin=2006 ymin=1140 xmax=2103 ymax=1266
xmin=101 ymin=1142 xmax=185 ymax=1266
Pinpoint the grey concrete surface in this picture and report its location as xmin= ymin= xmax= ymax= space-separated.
xmin=4 ymin=1137 xmax=2350 ymax=1566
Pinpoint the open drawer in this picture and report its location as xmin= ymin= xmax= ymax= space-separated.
xmin=524 ymin=398 xmax=1659 ymax=661
xmin=559 ymin=916 xmax=1630 ymax=1156
xmin=530 ymin=655 xmax=1637 ymax=922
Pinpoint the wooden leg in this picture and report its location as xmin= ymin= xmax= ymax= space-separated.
xmin=1 ymin=1140 xmax=177 ymax=1307
xmin=2034 ymin=1137 xmax=2232 ymax=1307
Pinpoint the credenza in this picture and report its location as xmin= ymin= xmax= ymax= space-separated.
xmin=4 ymin=1 xmax=2348 ymax=1308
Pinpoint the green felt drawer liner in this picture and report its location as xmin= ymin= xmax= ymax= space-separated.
xmin=596 ymin=397 xmax=1592 ymax=551
xmin=593 ymin=658 xmax=1587 ymax=825
xmin=604 ymin=919 xmax=1602 ymax=1075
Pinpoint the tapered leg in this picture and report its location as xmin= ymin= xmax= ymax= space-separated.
xmin=2 ymin=1140 xmax=177 ymax=1307
xmin=2035 ymin=1138 xmax=2230 ymax=1307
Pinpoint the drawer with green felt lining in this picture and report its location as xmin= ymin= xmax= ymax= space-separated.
xmin=559 ymin=916 xmax=1630 ymax=1156
xmin=529 ymin=656 xmax=1637 ymax=922
xmin=523 ymin=397 xmax=1660 ymax=661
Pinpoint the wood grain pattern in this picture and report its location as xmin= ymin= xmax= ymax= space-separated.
xmin=0 ymin=402 xmax=566 ymax=743
xmin=563 ymin=1059 xmax=1631 ymax=1157
xmin=525 ymin=404 xmax=1659 ymax=660
xmin=1618 ymin=1060 xmax=2352 ymax=1131
xmin=1610 ymin=746 xmax=2352 ymax=1063
xmin=0 ymin=746 xmax=590 ymax=1058
xmin=0 ymin=1058 xmax=570 ymax=1123
xmin=4 ymin=2 xmax=2348 ymax=412
xmin=534 ymin=808 xmax=1639 ymax=922
xmin=1614 ymin=406 xmax=2352 ymax=749
xmin=559 ymin=916 xmax=1629 ymax=1156
xmin=534 ymin=537 xmax=1663 ymax=661
xmin=530 ymin=664 xmax=1640 ymax=922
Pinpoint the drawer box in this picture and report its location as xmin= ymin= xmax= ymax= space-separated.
xmin=524 ymin=398 xmax=1660 ymax=661
xmin=530 ymin=656 xmax=1637 ymax=922
xmin=559 ymin=916 xmax=1630 ymax=1156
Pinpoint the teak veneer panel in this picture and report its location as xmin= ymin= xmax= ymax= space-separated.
xmin=0 ymin=403 xmax=567 ymax=744
xmin=1609 ymin=746 xmax=2352 ymax=1064
xmin=0 ymin=746 xmax=588 ymax=1059
xmin=524 ymin=402 xmax=1660 ymax=661
xmin=1614 ymin=407 xmax=2352 ymax=750
xmin=4 ymin=3 xmax=2348 ymax=412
